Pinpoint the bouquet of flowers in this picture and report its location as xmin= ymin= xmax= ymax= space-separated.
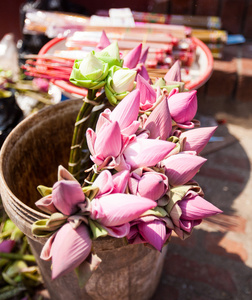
xmin=31 ymin=32 xmax=222 ymax=285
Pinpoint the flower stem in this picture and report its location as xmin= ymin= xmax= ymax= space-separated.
xmin=68 ymin=90 xmax=106 ymax=181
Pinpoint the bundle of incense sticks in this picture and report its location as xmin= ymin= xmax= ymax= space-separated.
xmin=97 ymin=10 xmax=222 ymax=30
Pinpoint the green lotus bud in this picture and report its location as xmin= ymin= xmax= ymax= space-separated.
xmin=69 ymin=51 xmax=109 ymax=89
xmin=112 ymin=68 xmax=136 ymax=94
xmin=96 ymin=42 xmax=123 ymax=68
xmin=104 ymin=66 xmax=137 ymax=105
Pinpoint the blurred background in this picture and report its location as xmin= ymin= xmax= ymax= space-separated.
xmin=0 ymin=1 xmax=252 ymax=299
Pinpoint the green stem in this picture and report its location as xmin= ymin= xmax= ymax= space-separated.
xmin=68 ymin=90 xmax=106 ymax=181
xmin=0 ymin=252 xmax=36 ymax=262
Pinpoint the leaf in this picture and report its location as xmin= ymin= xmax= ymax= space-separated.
xmin=82 ymin=186 xmax=100 ymax=201
xmin=141 ymin=207 xmax=168 ymax=218
xmin=88 ymin=219 xmax=108 ymax=239
xmin=37 ymin=185 xmax=53 ymax=197
xmin=32 ymin=218 xmax=63 ymax=238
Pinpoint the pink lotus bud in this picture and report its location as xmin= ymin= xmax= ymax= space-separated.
xmin=143 ymin=96 xmax=172 ymax=140
xmin=87 ymin=121 xmax=122 ymax=166
xmin=123 ymin=43 xmax=142 ymax=69
xmin=95 ymin=30 xmax=111 ymax=51
xmin=180 ymin=126 xmax=218 ymax=154
xmin=168 ymin=90 xmax=197 ymax=125
xmin=138 ymin=217 xmax=169 ymax=251
xmin=90 ymin=193 xmax=157 ymax=227
xmin=139 ymin=46 xmax=149 ymax=64
xmin=124 ymin=138 xmax=176 ymax=170
xmin=93 ymin=169 xmax=130 ymax=196
xmin=51 ymin=223 xmax=92 ymax=279
xmin=110 ymin=89 xmax=140 ymax=135
xmin=179 ymin=193 xmax=222 ymax=221
xmin=163 ymin=152 xmax=207 ymax=186
xmin=129 ymin=170 xmax=168 ymax=201
xmin=52 ymin=180 xmax=85 ymax=216
xmin=136 ymin=75 xmax=157 ymax=111
xmin=127 ymin=215 xmax=172 ymax=251
xmin=164 ymin=60 xmax=181 ymax=82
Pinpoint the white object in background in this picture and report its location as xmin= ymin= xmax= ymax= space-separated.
xmin=109 ymin=8 xmax=135 ymax=27
xmin=0 ymin=33 xmax=19 ymax=79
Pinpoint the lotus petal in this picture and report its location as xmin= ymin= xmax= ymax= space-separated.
xmin=136 ymin=75 xmax=156 ymax=111
xmin=123 ymin=43 xmax=142 ymax=68
xmin=143 ymin=96 xmax=172 ymax=139
xmin=138 ymin=218 xmax=167 ymax=251
xmin=164 ymin=60 xmax=181 ymax=82
xmin=110 ymin=89 xmax=140 ymax=134
xmin=180 ymin=126 xmax=218 ymax=154
xmin=124 ymin=138 xmax=176 ymax=170
xmin=52 ymin=180 xmax=85 ymax=215
xmin=90 ymin=193 xmax=157 ymax=226
xmin=163 ymin=153 xmax=207 ymax=186
xmin=179 ymin=194 xmax=223 ymax=220
xmin=95 ymin=30 xmax=110 ymax=51
xmin=168 ymin=90 xmax=197 ymax=124
xmin=35 ymin=194 xmax=57 ymax=215
xmin=51 ymin=223 xmax=92 ymax=279
xmin=92 ymin=121 xmax=122 ymax=162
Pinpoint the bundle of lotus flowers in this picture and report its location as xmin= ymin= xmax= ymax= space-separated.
xmin=30 ymin=32 xmax=222 ymax=286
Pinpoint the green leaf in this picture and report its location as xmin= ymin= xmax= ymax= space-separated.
xmin=141 ymin=206 xmax=168 ymax=218
xmin=82 ymin=186 xmax=100 ymax=201
xmin=89 ymin=219 xmax=108 ymax=239
xmin=37 ymin=185 xmax=53 ymax=197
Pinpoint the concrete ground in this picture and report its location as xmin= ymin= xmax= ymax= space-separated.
xmin=151 ymin=90 xmax=252 ymax=299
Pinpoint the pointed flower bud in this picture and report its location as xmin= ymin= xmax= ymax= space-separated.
xmin=143 ymin=96 xmax=172 ymax=140
xmin=95 ymin=30 xmax=111 ymax=52
xmin=136 ymin=74 xmax=157 ymax=111
xmin=168 ymin=90 xmax=198 ymax=127
xmin=129 ymin=169 xmax=168 ymax=201
xmin=123 ymin=43 xmax=142 ymax=69
xmin=180 ymin=126 xmax=218 ymax=154
xmin=96 ymin=41 xmax=123 ymax=68
xmin=162 ymin=152 xmax=207 ymax=186
xmin=69 ymin=51 xmax=109 ymax=89
xmin=105 ymin=66 xmax=136 ymax=105
xmin=164 ymin=60 xmax=182 ymax=82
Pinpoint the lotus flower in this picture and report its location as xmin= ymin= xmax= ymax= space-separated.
xmin=127 ymin=215 xmax=172 ymax=251
xmin=143 ymin=95 xmax=172 ymax=139
xmin=105 ymin=66 xmax=137 ymax=105
xmin=90 ymin=193 xmax=157 ymax=227
xmin=129 ymin=168 xmax=168 ymax=201
xmin=162 ymin=152 xmax=207 ymax=186
xmin=123 ymin=138 xmax=176 ymax=171
xmin=69 ymin=52 xmax=109 ymax=89
xmin=123 ymin=43 xmax=142 ymax=69
xmin=95 ymin=89 xmax=140 ymax=136
xmin=93 ymin=169 xmax=130 ymax=197
xmin=96 ymin=41 xmax=123 ymax=68
xmin=42 ymin=223 xmax=92 ymax=279
xmin=168 ymin=189 xmax=222 ymax=239
xmin=168 ymin=90 xmax=197 ymax=128
xmin=95 ymin=30 xmax=111 ymax=51
xmin=136 ymin=74 xmax=157 ymax=111
xmin=86 ymin=120 xmax=126 ymax=169
xmin=180 ymin=126 xmax=218 ymax=154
